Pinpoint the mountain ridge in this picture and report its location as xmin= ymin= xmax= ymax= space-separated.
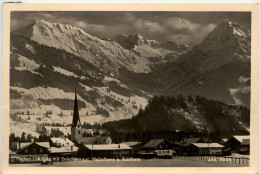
xmin=10 ymin=18 xmax=251 ymax=133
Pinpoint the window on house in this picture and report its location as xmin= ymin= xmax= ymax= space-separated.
xmin=25 ymin=149 xmax=28 ymax=153
xmin=40 ymin=148 xmax=43 ymax=153
xmin=78 ymin=130 xmax=80 ymax=134
xmin=32 ymin=148 xmax=36 ymax=153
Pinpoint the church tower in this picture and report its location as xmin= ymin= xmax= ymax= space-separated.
xmin=71 ymin=88 xmax=83 ymax=144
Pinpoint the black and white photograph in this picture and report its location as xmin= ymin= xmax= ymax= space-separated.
xmin=1 ymin=3 xmax=259 ymax=173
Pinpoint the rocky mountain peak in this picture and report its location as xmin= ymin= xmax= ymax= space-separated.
xmin=114 ymin=33 xmax=158 ymax=50
xmin=161 ymin=40 xmax=190 ymax=51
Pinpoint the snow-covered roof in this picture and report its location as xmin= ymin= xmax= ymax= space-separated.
xmin=17 ymin=142 xmax=50 ymax=153
xmin=192 ymin=143 xmax=224 ymax=148
xmin=120 ymin=142 xmax=142 ymax=147
xmin=233 ymin=135 xmax=250 ymax=143
xmin=84 ymin=144 xmax=131 ymax=151
xmin=175 ymin=138 xmax=203 ymax=147
xmin=50 ymin=146 xmax=78 ymax=153
xmin=50 ymin=137 xmax=74 ymax=146
xmin=36 ymin=142 xmax=50 ymax=149
xmin=20 ymin=142 xmax=49 ymax=149
xmin=9 ymin=150 xmax=17 ymax=155
xmin=20 ymin=142 xmax=31 ymax=149
xmin=143 ymin=139 xmax=165 ymax=148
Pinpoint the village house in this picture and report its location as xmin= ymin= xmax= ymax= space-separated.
xmin=173 ymin=138 xmax=206 ymax=155
xmin=49 ymin=137 xmax=78 ymax=157
xmin=49 ymin=146 xmax=78 ymax=158
xmin=189 ymin=143 xmax=224 ymax=156
xmin=142 ymin=139 xmax=173 ymax=158
xmin=78 ymin=144 xmax=132 ymax=159
xmin=224 ymin=135 xmax=250 ymax=154
xmin=237 ymin=139 xmax=250 ymax=155
xmin=120 ymin=141 xmax=142 ymax=155
xmin=50 ymin=137 xmax=74 ymax=147
xmin=15 ymin=142 xmax=50 ymax=160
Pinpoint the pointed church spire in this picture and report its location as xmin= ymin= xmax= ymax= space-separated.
xmin=72 ymin=87 xmax=80 ymax=127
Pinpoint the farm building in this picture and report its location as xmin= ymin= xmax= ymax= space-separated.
xmin=15 ymin=142 xmax=50 ymax=160
xmin=189 ymin=143 xmax=224 ymax=156
xmin=49 ymin=137 xmax=78 ymax=157
xmin=49 ymin=146 xmax=78 ymax=158
xmin=173 ymin=138 xmax=206 ymax=155
xmin=78 ymin=144 xmax=132 ymax=158
xmin=224 ymin=135 xmax=250 ymax=154
xmin=50 ymin=137 xmax=74 ymax=147
xmin=120 ymin=141 xmax=142 ymax=155
xmin=142 ymin=139 xmax=173 ymax=158
xmin=238 ymin=139 xmax=250 ymax=154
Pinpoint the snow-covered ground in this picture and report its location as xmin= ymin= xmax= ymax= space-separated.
xmin=53 ymin=66 xmax=79 ymax=78
xmin=14 ymin=54 xmax=40 ymax=75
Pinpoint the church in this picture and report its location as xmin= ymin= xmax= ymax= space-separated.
xmin=71 ymin=89 xmax=132 ymax=158
xmin=71 ymin=89 xmax=83 ymax=145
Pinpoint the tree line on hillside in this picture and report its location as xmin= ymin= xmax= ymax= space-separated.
xmin=102 ymin=95 xmax=250 ymax=142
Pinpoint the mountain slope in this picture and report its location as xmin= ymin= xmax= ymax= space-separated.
xmin=9 ymin=18 xmax=251 ymax=133
xmin=12 ymin=19 xmax=150 ymax=73
xmin=128 ymin=20 xmax=251 ymax=107
xmin=103 ymin=95 xmax=250 ymax=133
xmin=10 ymin=34 xmax=149 ymax=125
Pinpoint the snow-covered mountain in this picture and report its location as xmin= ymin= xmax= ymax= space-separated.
xmin=126 ymin=20 xmax=251 ymax=107
xmin=10 ymin=19 xmax=250 ymax=137
xmin=114 ymin=33 xmax=190 ymax=63
xmin=12 ymin=19 xmax=151 ymax=74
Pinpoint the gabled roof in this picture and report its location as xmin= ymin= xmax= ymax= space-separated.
xmin=84 ymin=144 xmax=131 ymax=150
xmin=143 ymin=139 xmax=165 ymax=148
xmin=233 ymin=135 xmax=250 ymax=143
xmin=36 ymin=142 xmax=50 ymax=149
xmin=192 ymin=143 xmax=224 ymax=148
xmin=175 ymin=138 xmax=202 ymax=147
xmin=50 ymin=146 xmax=78 ymax=153
xmin=219 ymin=138 xmax=228 ymax=142
xmin=20 ymin=142 xmax=31 ymax=149
xmin=9 ymin=150 xmax=17 ymax=155
xmin=50 ymin=137 xmax=74 ymax=146
xmin=120 ymin=142 xmax=142 ymax=147
xmin=16 ymin=142 xmax=50 ymax=153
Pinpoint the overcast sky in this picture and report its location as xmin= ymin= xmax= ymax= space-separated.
xmin=11 ymin=11 xmax=251 ymax=46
